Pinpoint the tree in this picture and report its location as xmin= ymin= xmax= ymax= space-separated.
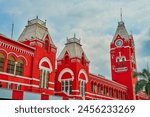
xmin=134 ymin=69 xmax=150 ymax=96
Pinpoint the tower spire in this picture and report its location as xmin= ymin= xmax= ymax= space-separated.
xmin=120 ymin=8 xmax=123 ymax=21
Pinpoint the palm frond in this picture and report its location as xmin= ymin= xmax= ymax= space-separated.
xmin=135 ymin=79 xmax=147 ymax=94
xmin=145 ymin=81 xmax=150 ymax=96
xmin=142 ymin=69 xmax=150 ymax=79
xmin=133 ymin=71 xmax=147 ymax=79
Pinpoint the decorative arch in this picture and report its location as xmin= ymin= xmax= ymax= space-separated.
xmin=78 ymin=69 xmax=88 ymax=83
xmin=39 ymin=57 xmax=52 ymax=72
xmin=0 ymin=52 xmax=5 ymax=72
xmin=58 ymin=68 xmax=74 ymax=82
xmin=8 ymin=52 xmax=18 ymax=61
xmin=0 ymin=49 xmax=7 ymax=58
xmin=18 ymin=55 xmax=28 ymax=66
xmin=116 ymin=56 xmax=126 ymax=62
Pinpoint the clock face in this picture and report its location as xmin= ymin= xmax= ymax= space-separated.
xmin=115 ymin=39 xmax=123 ymax=47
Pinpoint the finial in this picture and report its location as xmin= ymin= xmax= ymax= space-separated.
xmin=120 ymin=8 xmax=123 ymax=21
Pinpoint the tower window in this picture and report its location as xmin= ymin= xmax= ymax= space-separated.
xmin=117 ymin=58 xmax=120 ymax=67
xmin=122 ymin=57 xmax=125 ymax=67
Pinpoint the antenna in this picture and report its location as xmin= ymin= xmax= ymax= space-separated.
xmin=120 ymin=8 xmax=123 ymax=21
xmin=74 ymin=33 xmax=76 ymax=38
xmin=147 ymin=63 xmax=149 ymax=72
xmin=11 ymin=15 xmax=14 ymax=39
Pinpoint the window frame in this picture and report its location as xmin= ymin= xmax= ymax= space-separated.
xmin=40 ymin=69 xmax=50 ymax=89
xmin=0 ymin=53 xmax=5 ymax=72
xmin=61 ymin=79 xmax=72 ymax=95
xmin=79 ymin=79 xmax=86 ymax=97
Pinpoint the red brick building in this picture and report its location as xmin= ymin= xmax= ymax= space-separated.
xmin=0 ymin=17 xmax=148 ymax=100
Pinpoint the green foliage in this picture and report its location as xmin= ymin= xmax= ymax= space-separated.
xmin=134 ymin=69 xmax=150 ymax=96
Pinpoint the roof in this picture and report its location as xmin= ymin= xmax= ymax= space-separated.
xmin=0 ymin=34 xmax=35 ymax=51
xmin=18 ymin=17 xmax=56 ymax=47
xmin=112 ymin=21 xmax=129 ymax=42
xmin=57 ymin=36 xmax=90 ymax=62
xmin=0 ymin=33 xmax=7 ymax=38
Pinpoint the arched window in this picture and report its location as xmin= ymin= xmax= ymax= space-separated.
xmin=79 ymin=80 xmax=85 ymax=97
xmin=122 ymin=57 xmax=125 ymax=67
xmin=39 ymin=57 xmax=52 ymax=89
xmin=0 ymin=53 xmax=5 ymax=72
xmin=91 ymin=81 xmax=94 ymax=92
xmin=109 ymin=88 xmax=113 ymax=97
xmin=98 ymin=84 xmax=102 ymax=95
xmin=92 ymin=82 xmax=96 ymax=93
xmin=7 ymin=56 xmax=15 ymax=74
xmin=116 ymin=58 xmax=120 ymax=67
xmin=61 ymin=72 xmax=72 ymax=94
xmin=61 ymin=80 xmax=72 ymax=95
xmin=40 ymin=69 xmax=50 ymax=89
xmin=114 ymin=89 xmax=117 ymax=98
xmin=104 ymin=86 xmax=108 ymax=96
xmin=16 ymin=59 xmax=24 ymax=76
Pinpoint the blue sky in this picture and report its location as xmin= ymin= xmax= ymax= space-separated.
xmin=0 ymin=0 xmax=150 ymax=79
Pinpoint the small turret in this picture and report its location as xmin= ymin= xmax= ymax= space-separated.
xmin=18 ymin=17 xmax=55 ymax=47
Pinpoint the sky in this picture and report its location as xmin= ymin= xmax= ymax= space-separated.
xmin=0 ymin=0 xmax=150 ymax=79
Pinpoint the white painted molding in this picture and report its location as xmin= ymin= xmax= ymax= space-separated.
xmin=39 ymin=57 xmax=52 ymax=72
xmin=78 ymin=69 xmax=88 ymax=83
xmin=0 ymin=48 xmax=8 ymax=58
xmin=58 ymin=68 xmax=74 ymax=82
xmin=48 ymin=82 xmax=54 ymax=85
xmin=0 ymin=41 xmax=34 ymax=56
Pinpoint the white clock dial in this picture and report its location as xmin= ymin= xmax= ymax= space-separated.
xmin=115 ymin=39 xmax=123 ymax=47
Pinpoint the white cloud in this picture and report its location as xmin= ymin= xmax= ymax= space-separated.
xmin=0 ymin=0 xmax=150 ymax=79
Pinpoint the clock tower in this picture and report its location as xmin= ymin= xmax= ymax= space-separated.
xmin=110 ymin=20 xmax=137 ymax=100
